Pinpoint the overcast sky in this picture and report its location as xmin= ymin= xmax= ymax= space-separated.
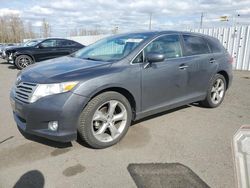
xmin=0 ymin=0 xmax=250 ymax=36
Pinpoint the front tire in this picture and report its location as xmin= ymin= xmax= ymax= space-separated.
xmin=78 ymin=91 xmax=132 ymax=149
xmin=200 ymin=74 xmax=226 ymax=108
xmin=15 ymin=55 xmax=33 ymax=69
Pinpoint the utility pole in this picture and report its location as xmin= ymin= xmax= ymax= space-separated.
xmin=149 ymin=13 xmax=152 ymax=30
xmin=200 ymin=12 xmax=204 ymax=29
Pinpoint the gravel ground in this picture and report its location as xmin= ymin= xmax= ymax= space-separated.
xmin=0 ymin=58 xmax=249 ymax=188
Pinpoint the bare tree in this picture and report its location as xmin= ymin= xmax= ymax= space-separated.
xmin=41 ymin=18 xmax=51 ymax=38
xmin=26 ymin=22 xmax=36 ymax=39
xmin=69 ymin=27 xmax=107 ymax=36
xmin=0 ymin=17 xmax=8 ymax=42
xmin=0 ymin=14 xmax=38 ymax=43
xmin=70 ymin=28 xmax=78 ymax=36
xmin=9 ymin=15 xmax=25 ymax=42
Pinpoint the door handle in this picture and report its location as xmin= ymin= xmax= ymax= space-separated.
xmin=209 ymin=58 xmax=215 ymax=63
xmin=179 ymin=64 xmax=188 ymax=70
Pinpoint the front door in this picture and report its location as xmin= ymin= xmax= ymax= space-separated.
xmin=141 ymin=34 xmax=189 ymax=111
xmin=33 ymin=39 xmax=59 ymax=62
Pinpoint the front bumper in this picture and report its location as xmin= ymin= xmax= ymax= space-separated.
xmin=10 ymin=89 xmax=89 ymax=142
xmin=1 ymin=51 xmax=6 ymax=59
xmin=7 ymin=53 xmax=14 ymax=64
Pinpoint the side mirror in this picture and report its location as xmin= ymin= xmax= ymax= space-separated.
xmin=146 ymin=52 xmax=165 ymax=63
xmin=37 ymin=44 xmax=44 ymax=48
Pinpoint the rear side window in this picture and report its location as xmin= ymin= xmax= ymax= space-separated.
xmin=206 ymin=37 xmax=224 ymax=53
xmin=57 ymin=40 xmax=79 ymax=47
xmin=182 ymin=35 xmax=210 ymax=56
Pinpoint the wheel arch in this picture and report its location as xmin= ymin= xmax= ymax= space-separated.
xmin=88 ymin=87 xmax=137 ymax=120
xmin=15 ymin=53 xmax=35 ymax=63
xmin=217 ymin=70 xmax=229 ymax=89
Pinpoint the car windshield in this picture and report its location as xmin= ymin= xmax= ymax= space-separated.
xmin=24 ymin=40 xmax=42 ymax=47
xmin=73 ymin=33 xmax=152 ymax=62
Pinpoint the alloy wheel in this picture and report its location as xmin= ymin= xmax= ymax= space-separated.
xmin=210 ymin=78 xmax=225 ymax=105
xmin=91 ymin=100 xmax=128 ymax=143
xmin=18 ymin=57 xmax=32 ymax=68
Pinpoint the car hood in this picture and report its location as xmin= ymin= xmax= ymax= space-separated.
xmin=6 ymin=46 xmax=32 ymax=52
xmin=21 ymin=56 xmax=113 ymax=83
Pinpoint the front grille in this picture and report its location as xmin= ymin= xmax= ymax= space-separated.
xmin=15 ymin=82 xmax=37 ymax=103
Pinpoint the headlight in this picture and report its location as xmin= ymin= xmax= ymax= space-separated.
xmin=30 ymin=81 xmax=79 ymax=103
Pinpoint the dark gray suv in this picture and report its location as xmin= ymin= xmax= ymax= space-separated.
xmin=10 ymin=31 xmax=233 ymax=148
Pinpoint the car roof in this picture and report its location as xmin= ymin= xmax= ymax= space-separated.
xmin=42 ymin=38 xmax=72 ymax=41
xmin=25 ymin=38 xmax=72 ymax=43
xmin=118 ymin=30 xmax=211 ymax=39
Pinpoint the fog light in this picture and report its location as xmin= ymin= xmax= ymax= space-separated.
xmin=48 ymin=121 xmax=58 ymax=131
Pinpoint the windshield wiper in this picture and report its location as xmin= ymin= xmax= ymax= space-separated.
xmin=83 ymin=57 xmax=102 ymax=61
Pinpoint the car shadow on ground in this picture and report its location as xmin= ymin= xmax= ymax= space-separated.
xmin=132 ymin=105 xmax=191 ymax=125
xmin=0 ymin=60 xmax=17 ymax=69
xmin=76 ymin=105 xmax=193 ymax=149
xmin=18 ymin=127 xmax=72 ymax=148
xmin=0 ymin=61 xmax=9 ymax=64
xmin=16 ymin=101 xmax=202 ymax=149
xmin=76 ymin=134 xmax=93 ymax=149
xmin=7 ymin=65 xmax=17 ymax=70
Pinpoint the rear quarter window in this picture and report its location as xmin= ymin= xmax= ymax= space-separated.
xmin=206 ymin=37 xmax=225 ymax=53
xmin=182 ymin=35 xmax=210 ymax=56
xmin=57 ymin=40 xmax=82 ymax=47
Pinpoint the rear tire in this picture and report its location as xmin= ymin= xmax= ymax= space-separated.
xmin=15 ymin=55 xmax=33 ymax=70
xmin=200 ymin=74 xmax=226 ymax=108
xmin=78 ymin=91 xmax=132 ymax=149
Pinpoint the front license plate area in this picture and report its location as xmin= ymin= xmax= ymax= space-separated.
xmin=15 ymin=101 xmax=23 ymax=115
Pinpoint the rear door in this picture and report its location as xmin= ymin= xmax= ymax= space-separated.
xmin=181 ymin=34 xmax=216 ymax=98
xmin=56 ymin=39 xmax=79 ymax=56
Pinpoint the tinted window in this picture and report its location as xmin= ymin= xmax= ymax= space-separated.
xmin=144 ymin=35 xmax=182 ymax=59
xmin=57 ymin=40 xmax=79 ymax=47
xmin=206 ymin=37 xmax=224 ymax=53
xmin=24 ymin=40 xmax=42 ymax=47
xmin=183 ymin=35 xmax=210 ymax=55
xmin=133 ymin=51 xmax=144 ymax=63
xmin=70 ymin=41 xmax=81 ymax=47
xmin=40 ymin=40 xmax=57 ymax=48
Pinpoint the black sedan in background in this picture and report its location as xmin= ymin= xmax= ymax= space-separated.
xmin=0 ymin=43 xmax=17 ymax=57
xmin=4 ymin=38 xmax=84 ymax=69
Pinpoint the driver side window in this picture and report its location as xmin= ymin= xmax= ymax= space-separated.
xmin=145 ymin=35 xmax=182 ymax=59
xmin=132 ymin=35 xmax=182 ymax=64
xmin=40 ymin=40 xmax=57 ymax=48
